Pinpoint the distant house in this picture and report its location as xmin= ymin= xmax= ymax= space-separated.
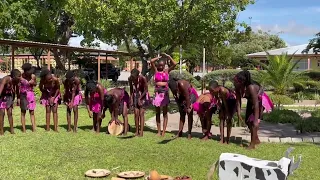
xmin=246 ymin=44 xmax=320 ymax=71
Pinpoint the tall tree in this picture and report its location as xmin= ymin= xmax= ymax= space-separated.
xmin=230 ymin=30 xmax=286 ymax=67
xmin=70 ymin=0 xmax=253 ymax=75
xmin=0 ymin=0 xmax=75 ymax=70
xmin=305 ymin=32 xmax=320 ymax=54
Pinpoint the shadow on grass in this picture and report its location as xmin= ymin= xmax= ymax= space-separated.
xmin=38 ymin=125 xmax=55 ymax=131
xmin=117 ymin=135 xmax=135 ymax=139
xmin=15 ymin=125 xmax=33 ymax=131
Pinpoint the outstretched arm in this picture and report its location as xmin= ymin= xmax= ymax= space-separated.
xmin=164 ymin=53 xmax=177 ymax=72
xmin=249 ymin=85 xmax=260 ymax=124
xmin=150 ymin=56 xmax=161 ymax=72
xmin=235 ymin=89 xmax=242 ymax=121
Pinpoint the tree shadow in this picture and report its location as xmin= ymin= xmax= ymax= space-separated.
xmin=117 ymin=135 xmax=135 ymax=139
xmin=78 ymin=125 xmax=93 ymax=131
xmin=15 ymin=125 xmax=33 ymax=131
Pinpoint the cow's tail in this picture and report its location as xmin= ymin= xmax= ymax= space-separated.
xmin=207 ymin=160 xmax=219 ymax=180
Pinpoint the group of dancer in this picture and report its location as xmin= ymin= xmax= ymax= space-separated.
xmin=0 ymin=53 xmax=273 ymax=149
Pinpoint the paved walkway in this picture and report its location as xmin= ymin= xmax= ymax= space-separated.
xmin=146 ymin=113 xmax=320 ymax=143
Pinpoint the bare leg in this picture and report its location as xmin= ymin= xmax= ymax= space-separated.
xmin=226 ymin=118 xmax=232 ymax=144
xmin=187 ymin=110 xmax=193 ymax=139
xmin=256 ymin=125 xmax=261 ymax=144
xmin=93 ymin=113 xmax=97 ymax=132
xmin=66 ymin=107 xmax=72 ymax=132
xmin=122 ymin=103 xmax=129 ymax=135
xmin=7 ymin=108 xmax=14 ymax=134
xmin=21 ymin=110 xmax=27 ymax=133
xmin=45 ymin=106 xmax=51 ymax=131
xmin=176 ymin=110 xmax=186 ymax=138
xmin=73 ymin=106 xmax=79 ymax=132
xmin=29 ymin=110 xmax=36 ymax=132
xmin=161 ymin=105 xmax=168 ymax=137
xmin=139 ymin=108 xmax=145 ymax=137
xmin=202 ymin=110 xmax=213 ymax=141
xmin=96 ymin=112 xmax=102 ymax=133
xmin=247 ymin=124 xmax=258 ymax=150
xmin=52 ymin=105 xmax=59 ymax=132
xmin=219 ymin=113 xmax=225 ymax=144
xmin=0 ymin=109 xmax=4 ymax=135
xmin=134 ymin=108 xmax=140 ymax=136
xmin=155 ymin=107 xmax=161 ymax=136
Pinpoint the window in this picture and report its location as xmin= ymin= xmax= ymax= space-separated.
xmin=292 ymin=59 xmax=308 ymax=71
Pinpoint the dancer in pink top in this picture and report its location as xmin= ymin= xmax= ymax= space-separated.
xmin=18 ymin=63 xmax=37 ymax=132
xmin=150 ymin=53 xmax=177 ymax=137
xmin=208 ymin=80 xmax=237 ymax=144
xmin=39 ymin=68 xmax=61 ymax=132
xmin=0 ymin=69 xmax=22 ymax=135
xmin=85 ymin=75 xmax=106 ymax=133
xmin=63 ymin=70 xmax=82 ymax=132
xmin=168 ymin=77 xmax=198 ymax=139
xmin=128 ymin=68 xmax=149 ymax=137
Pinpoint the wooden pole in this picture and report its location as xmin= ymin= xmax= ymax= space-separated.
xmin=11 ymin=46 xmax=15 ymax=70
xmin=98 ymin=53 xmax=101 ymax=82
xmin=47 ymin=50 xmax=51 ymax=71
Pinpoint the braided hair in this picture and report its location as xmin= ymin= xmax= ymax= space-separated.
xmin=234 ymin=70 xmax=252 ymax=87
xmin=40 ymin=68 xmax=51 ymax=80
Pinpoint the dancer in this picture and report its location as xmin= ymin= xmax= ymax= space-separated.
xmin=85 ymin=79 xmax=106 ymax=133
xmin=168 ymin=77 xmax=198 ymax=139
xmin=103 ymin=87 xmax=130 ymax=135
xmin=128 ymin=69 xmax=149 ymax=137
xmin=0 ymin=69 xmax=21 ymax=135
xmin=192 ymin=91 xmax=217 ymax=140
xmin=39 ymin=68 xmax=61 ymax=132
xmin=208 ymin=80 xmax=236 ymax=144
xmin=63 ymin=70 xmax=82 ymax=132
xmin=18 ymin=63 xmax=37 ymax=132
xmin=233 ymin=70 xmax=273 ymax=149
xmin=151 ymin=53 xmax=177 ymax=137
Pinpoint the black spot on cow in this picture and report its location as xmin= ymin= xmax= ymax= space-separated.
xmin=274 ymin=169 xmax=286 ymax=180
xmin=266 ymin=162 xmax=278 ymax=167
xmin=233 ymin=155 xmax=238 ymax=157
xmin=220 ymin=161 xmax=225 ymax=170
xmin=241 ymin=163 xmax=252 ymax=173
xmin=244 ymin=175 xmax=249 ymax=179
xmin=267 ymin=170 xmax=271 ymax=176
xmin=233 ymin=167 xmax=239 ymax=177
xmin=278 ymin=165 xmax=282 ymax=169
xmin=255 ymin=167 xmax=266 ymax=180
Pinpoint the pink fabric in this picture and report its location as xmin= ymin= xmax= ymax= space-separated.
xmin=40 ymin=93 xmax=61 ymax=106
xmin=261 ymin=92 xmax=274 ymax=113
xmin=193 ymin=102 xmax=201 ymax=113
xmin=152 ymin=92 xmax=169 ymax=107
xmin=73 ymin=93 xmax=83 ymax=106
xmin=248 ymin=114 xmax=261 ymax=125
xmin=154 ymin=71 xmax=169 ymax=83
xmin=89 ymin=89 xmax=107 ymax=113
xmin=26 ymin=91 xmax=36 ymax=110
xmin=190 ymin=87 xmax=199 ymax=99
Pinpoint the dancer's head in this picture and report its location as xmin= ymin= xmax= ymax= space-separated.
xmin=86 ymin=81 xmax=97 ymax=94
xmin=234 ymin=70 xmax=252 ymax=88
xmin=156 ymin=59 xmax=166 ymax=71
xmin=10 ymin=69 xmax=22 ymax=84
xmin=66 ymin=70 xmax=75 ymax=82
xmin=40 ymin=68 xmax=53 ymax=83
xmin=104 ymin=94 xmax=114 ymax=108
xmin=21 ymin=63 xmax=34 ymax=76
xmin=130 ymin=68 xmax=140 ymax=82
xmin=208 ymin=80 xmax=219 ymax=94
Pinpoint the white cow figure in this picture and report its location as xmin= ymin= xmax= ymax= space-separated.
xmin=208 ymin=147 xmax=302 ymax=180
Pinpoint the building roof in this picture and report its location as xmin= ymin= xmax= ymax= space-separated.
xmin=246 ymin=44 xmax=318 ymax=58
xmin=0 ymin=38 xmax=130 ymax=56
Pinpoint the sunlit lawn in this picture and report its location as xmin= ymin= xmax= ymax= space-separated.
xmin=0 ymin=104 xmax=319 ymax=179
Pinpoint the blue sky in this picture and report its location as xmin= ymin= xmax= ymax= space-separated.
xmin=69 ymin=0 xmax=320 ymax=49
xmin=238 ymin=0 xmax=320 ymax=46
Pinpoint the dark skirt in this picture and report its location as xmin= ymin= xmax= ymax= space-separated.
xmin=0 ymin=94 xmax=14 ymax=109
xmin=245 ymin=99 xmax=263 ymax=126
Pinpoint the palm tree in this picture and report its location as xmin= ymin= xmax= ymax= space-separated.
xmin=257 ymin=53 xmax=318 ymax=95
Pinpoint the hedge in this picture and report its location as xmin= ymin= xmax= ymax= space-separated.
xmin=263 ymin=109 xmax=302 ymax=124
xmin=169 ymin=70 xmax=201 ymax=88
xmin=203 ymin=69 xmax=260 ymax=82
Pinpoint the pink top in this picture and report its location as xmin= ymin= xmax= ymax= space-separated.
xmin=154 ymin=71 xmax=169 ymax=83
xmin=20 ymin=79 xmax=33 ymax=94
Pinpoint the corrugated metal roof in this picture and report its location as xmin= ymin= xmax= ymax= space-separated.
xmin=246 ymin=44 xmax=314 ymax=57
xmin=0 ymin=38 xmax=130 ymax=56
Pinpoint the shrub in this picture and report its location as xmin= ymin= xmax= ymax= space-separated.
xmin=269 ymin=94 xmax=294 ymax=107
xmin=169 ymin=70 xmax=201 ymax=88
xmin=296 ymin=117 xmax=320 ymax=133
xmin=311 ymin=110 xmax=320 ymax=118
xmin=304 ymin=70 xmax=320 ymax=81
xmin=263 ymin=109 xmax=302 ymax=124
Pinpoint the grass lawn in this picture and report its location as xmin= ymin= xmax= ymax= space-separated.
xmin=0 ymin=104 xmax=319 ymax=180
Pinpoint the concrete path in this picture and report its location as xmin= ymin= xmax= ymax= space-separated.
xmin=146 ymin=112 xmax=320 ymax=143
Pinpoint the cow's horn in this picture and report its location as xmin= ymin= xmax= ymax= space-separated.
xmin=285 ymin=147 xmax=294 ymax=158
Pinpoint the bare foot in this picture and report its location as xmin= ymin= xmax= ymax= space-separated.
xmin=10 ymin=131 xmax=15 ymax=134
xmin=187 ymin=134 xmax=192 ymax=139
xmin=219 ymin=140 xmax=224 ymax=144
xmin=246 ymin=144 xmax=255 ymax=150
xmin=161 ymin=132 xmax=166 ymax=137
xmin=67 ymin=129 xmax=72 ymax=132
xmin=135 ymin=132 xmax=139 ymax=136
xmin=256 ymin=139 xmax=261 ymax=145
xmin=201 ymin=135 xmax=209 ymax=141
xmin=46 ymin=129 xmax=50 ymax=132
xmin=54 ymin=130 xmax=59 ymax=133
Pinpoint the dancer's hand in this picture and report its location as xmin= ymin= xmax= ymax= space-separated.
xmin=138 ymin=99 xmax=143 ymax=107
xmin=49 ymin=97 xmax=54 ymax=106
xmin=88 ymin=111 xmax=93 ymax=118
xmin=101 ymin=113 xmax=105 ymax=119
xmin=17 ymin=99 xmax=20 ymax=106
xmin=187 ymin=106 xmax=192 ymax=114
xmin=68 ymin=102 xmax=73 ymax=109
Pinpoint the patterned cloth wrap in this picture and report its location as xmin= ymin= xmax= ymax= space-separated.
xmin=64 ymin=86 xmax=83 ymax=108
xmin=20 ymin=79 xmax=36 ymax=111
xmin=89 ymin=89 xmax=107 ymax=113
xmin=177 ymin=87 xmax=199 ymax=113
xmin=40 ymin=87 xmax=61 ymax=107
xmin=0 ymin=84 xmax=14 ymax=110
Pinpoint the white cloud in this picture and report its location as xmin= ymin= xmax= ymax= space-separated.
xmin=252 ymin=21 xmax=319 ymax=37
xmin=68 ymin=36 xmax=117 ymax=50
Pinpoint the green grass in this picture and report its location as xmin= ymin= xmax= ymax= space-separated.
xmin=0 ymin=104 xmax=319 ymax=179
